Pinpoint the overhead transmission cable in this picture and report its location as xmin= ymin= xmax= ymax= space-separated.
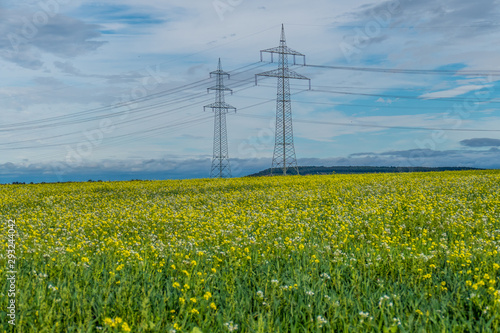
xmin=0 ymin=62 xmax=266 ymax=131
xmin=0 ymin=78 xmax=261 ymax=149
xmin=234 ymin=113 xmax=500 ymax=132
xmin=256 ymin=81 xmax=500 ymax=103
xmin=304 ymin=63 xmax=500 ymax=76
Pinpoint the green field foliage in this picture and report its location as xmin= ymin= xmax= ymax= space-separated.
xmin=1 ymin=171 xmax=500 ymax=332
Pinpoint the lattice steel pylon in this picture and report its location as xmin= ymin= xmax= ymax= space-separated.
xmin=256 ymin=24 xmax=310 ymax=176
xmin=205 ymin=58 xmax=236 ymax=178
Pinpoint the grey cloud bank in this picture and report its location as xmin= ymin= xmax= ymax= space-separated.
xmin=1 ymin=148 xmax=499 ymax=183
xmin=460 ymin=138 xmax=500 ymax=147
xmin=0 ymin=4 xmax=106 ymax=69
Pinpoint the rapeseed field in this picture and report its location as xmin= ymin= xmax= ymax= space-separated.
xmin=1 ymin=171 xmax=499 ymax=332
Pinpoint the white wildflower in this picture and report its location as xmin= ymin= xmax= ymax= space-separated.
xmin=316 ymin=315 xmax=328 ymax=328
xmin=359 ymin=311 xmax=369 ymax=318
xmin=224 ymin=321 xmax=239 ymax=332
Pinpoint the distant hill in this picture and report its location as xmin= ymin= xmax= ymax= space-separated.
xmin=247 ymin=166 xmax=483 ymax=177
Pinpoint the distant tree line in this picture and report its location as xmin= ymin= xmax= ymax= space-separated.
xmin=247 ymin=166 xmax=483 ymax=177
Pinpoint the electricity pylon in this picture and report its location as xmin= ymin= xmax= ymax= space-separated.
xmin=205 ymin=58 xmax=236 ymax=178
xmin=256 ymin=25 xmax=310 ymax=176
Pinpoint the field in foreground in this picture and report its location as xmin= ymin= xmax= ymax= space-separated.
xmin=1 ymin=171 xmax=500 ymax=332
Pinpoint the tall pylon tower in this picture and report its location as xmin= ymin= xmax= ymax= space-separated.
xmin=256 ymin=24 xmax=310 ymax=176
xmin=205 ymin=58 xmax=236 ymax=178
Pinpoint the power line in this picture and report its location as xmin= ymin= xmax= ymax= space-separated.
xmin=254 ymin=82 xmax=500 ymax=103
xmin=0 ymin=95 xmax=279 ymax=152
xmin=308 ymin=88 xmax=500 ymax=103
xmin=304 ymin=63 xmax=500 ymax=76
xmin=0 ymin=96 xmax=215 ymax=145
xmin=0 ymin=80 xmax=259 ymax=149
xmin=2 ymin=55 xmax=499 ymax=162
xmin=286 ymin=23 xmax=500 ymax=29
xmin=0 ymin=24 xmax=282 ymax=103
xmin=234 ymin=90 xmax=489 ymax=111
xmin=0 ymin=115 xmax=214 ymax=151
xmin=234 ymin=113 xmax=500 ymax=132
xmin=0 ymin=63 xmax=264 ymax=131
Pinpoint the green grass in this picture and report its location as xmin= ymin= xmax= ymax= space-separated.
xmin=1 ymin=171 xmax=499 ymax=332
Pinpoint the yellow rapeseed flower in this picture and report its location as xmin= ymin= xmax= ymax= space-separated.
xmin=122 ymin=322 xmax=131 ymax=332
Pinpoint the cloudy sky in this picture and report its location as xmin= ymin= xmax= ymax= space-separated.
xmin=1 ymin=0 xmax=500 ymax=182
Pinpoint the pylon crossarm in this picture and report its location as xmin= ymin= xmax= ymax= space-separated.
xmin=210 ymin=71 xmax=230 ymax=78
xmin=261 ymin=49 xmax=306 ymax=66
xmin=256 ymin=68 xmax=309 ymax=80
xmin=261 ymin=46 xmax=305 ymax=57
xmin=204 ymin=102 xmax=236 ymax=111
xmin=208 ymin=85 xmax=233 ymax=92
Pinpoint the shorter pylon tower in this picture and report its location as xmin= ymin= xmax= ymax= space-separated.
xmin=256 ymin=24 xmax=310 ymax=176
xmin=205 ymin=58 xmax=236 ymax=178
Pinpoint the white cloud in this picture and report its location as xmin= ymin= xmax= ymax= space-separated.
xmin=419 ymin=84 xmax=493 ymax=99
